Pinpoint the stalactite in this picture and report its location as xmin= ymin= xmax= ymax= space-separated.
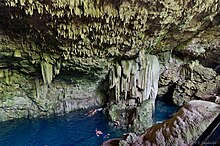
xmin=0 ymin=69 xmax=4 ymax=78
xmin=41 ymin=61 xmax=53 ymax=84
xmin=115 ymin=83 xmax=120 ymax=102
xmin=116 ymin=63 xmax=121 ymax=77
xmin=35 ymin=78 xmax=40 ymax=99
xmin=109 ymin=69 xmax=114 ymax=89
xmin=54 ymin=60 xmax=61 ymax=76
xmin=144 ymin=54 xmax=160 ymax=113
xmin=108 ymin=52 xmax=160 ymax=108
xmin=14 ymin=49 xmax=21 ymax=57
xmin=144 ymin=55 xmax=160 ymax=100
xmin=121 ymin=60 xmax=132 ymax=78
xmin=4 ymin=69 xmax=10 ymax=85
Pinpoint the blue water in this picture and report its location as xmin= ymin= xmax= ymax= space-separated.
xmin=154 ymin=98 xmax=180 ymax=123
xmin=0 ymin=99 xmax=180 ymax=146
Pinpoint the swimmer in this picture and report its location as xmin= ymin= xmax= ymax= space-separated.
xmin=85 ymin=109 xmax=97 ymax=117
xmin=96 ymin=107 xmax=103 ymax=112
xmin=95 ymin=129 xmax=103 ymax=137
xmin=102 ymin=133 xmax=110 ymax=139
xmin=95 ymin=129 xmax=110 ymax=139
xmin=85 ymin=108 xmax=103 ymax=117
xmin=114 ymin=120 xmax=120 ymax=129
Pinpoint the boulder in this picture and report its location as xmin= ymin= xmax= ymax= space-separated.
xmin=103 ymin=100 xmax=220 ymax=146
xmin=134 ymin=100 xmax=220 ymax=146
xmin=132 ymin=100 xmax=153 ymax=135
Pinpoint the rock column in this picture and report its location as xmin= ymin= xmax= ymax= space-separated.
xmin=107 ymin=50 xmax=160 ymax=130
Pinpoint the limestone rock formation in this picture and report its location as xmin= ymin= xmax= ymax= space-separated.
xmin=108 ymin=52 xmax=160 ymax=105
xmin=159 ymin=59 xmax=220 ymax=106
xmin=132 ymin=100 xmax=153 ymax=135
xmin=107 ymin=52 xmax=159 ymax=131
xmin=0 ymin=70 xmax=99 ymax=121
xmin=102 ymin=100 xmax=220 ymax=146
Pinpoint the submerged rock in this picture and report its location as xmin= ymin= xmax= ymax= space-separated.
xmin=103 ymin=100 xmax=220 ymax=146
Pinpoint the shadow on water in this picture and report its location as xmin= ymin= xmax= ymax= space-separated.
xmin=0 ymin=99 xmax=180 ymax=146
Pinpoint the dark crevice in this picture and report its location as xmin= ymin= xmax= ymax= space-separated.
xmin=160 ymin=83 xmax=176 ymax=104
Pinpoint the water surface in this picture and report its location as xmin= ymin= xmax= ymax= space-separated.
xmin=0 ymin=99 xmax=179 ymax=146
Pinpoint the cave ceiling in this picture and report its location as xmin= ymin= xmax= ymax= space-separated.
xmin=0 ymin=0 xmax=220 ymax=78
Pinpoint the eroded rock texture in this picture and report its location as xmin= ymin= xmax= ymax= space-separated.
xmin=159 ymin=59 xmax=220 ymax=106
xmin=102 ymin=100 xmax=220 ymax=146
xmin=0 ymin=70 xmax=99 ymax=121
xmin=133 ymin=100 xmax=220 ymax=146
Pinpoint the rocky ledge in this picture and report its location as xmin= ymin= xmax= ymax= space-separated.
xmin=102 ymin=100 xmax=220 ymax=146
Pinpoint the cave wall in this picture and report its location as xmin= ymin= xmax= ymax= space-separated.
xmin=158 ymin=57 xmax=220 ymax=106
xmin=0 ymin=0 xmax=220 ymax=121
xmin=0 ymin=69 xmax=103 ymax=121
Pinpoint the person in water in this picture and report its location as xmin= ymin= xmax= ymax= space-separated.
xmin=114 ymin=120 xmax=120 ymax=129
xmin=95 ymin=129 xmax=110 ymax=139
xmin=85 ymin=107 xmax=103 ymax=117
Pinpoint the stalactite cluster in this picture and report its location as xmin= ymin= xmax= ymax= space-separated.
xmin=108 ymin=50 xmax=160 ymax=108
xmin=2 ymin=0 xmax=220 ymax=85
